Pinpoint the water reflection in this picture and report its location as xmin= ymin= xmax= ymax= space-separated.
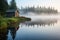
xmin=7 ymin=26 xmax=19 ymax=40
xmin=17 ymin=19 xmax=60 ymax=40
xmin=21 ymin=19 xmax=57 ymax=27
xmin=0 ymin=28 xmax=8 ymax=40
xmin=0 ymin=19 xmax=59 ymax=40
xmin=0 ymin=25 xmax=19 ymax=40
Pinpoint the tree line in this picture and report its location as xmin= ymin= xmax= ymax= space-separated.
xmin=21 ymin=6 xmax=58 ymax=14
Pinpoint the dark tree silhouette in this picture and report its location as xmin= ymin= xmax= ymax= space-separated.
xmin=9 ymin=0 xmax=17 ymax=9
xmin=0 ymin=0 xmax=9 ymax=16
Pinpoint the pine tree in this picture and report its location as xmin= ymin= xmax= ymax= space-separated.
xmin=0 ymin=0 xmax=9 ymax=16
xmin=9 ymin=0 xmax=17 ymax=9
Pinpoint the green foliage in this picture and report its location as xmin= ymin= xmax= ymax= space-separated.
xmin=8 ymin=18 xmax=19 ymax=23
xmin=0 ymin=18 xmax=8 ymax=28
xmin=9 ymin=0 xmax=17 ymax=9
xmin=1 ymin=22 xmax=7 ymax=27
xmin=0 ymin=17 xmax=31 ymax=28
xmin=0 ymin=0 xmax=9 ymax=16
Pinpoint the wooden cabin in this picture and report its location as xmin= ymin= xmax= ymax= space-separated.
xmin=6 ymin=9 xmax=19 ymax=17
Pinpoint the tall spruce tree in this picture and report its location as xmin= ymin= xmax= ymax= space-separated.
xmin=9 ymin=0 xmax=17 ymax=9
xmin=0 ymin=0 xmax=9 ymax=16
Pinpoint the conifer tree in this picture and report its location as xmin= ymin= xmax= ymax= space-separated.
xmin=9 ymin=0 xmax=17 ymax=9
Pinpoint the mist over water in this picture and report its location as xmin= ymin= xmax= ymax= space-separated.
xmin=20 ymin=12 xmax=60 ymax=21
xmin=7 ymin=12 xmax=60 ymax=40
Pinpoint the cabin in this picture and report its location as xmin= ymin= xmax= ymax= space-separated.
xmin=6 ymin=9 xmax=19 ymax=17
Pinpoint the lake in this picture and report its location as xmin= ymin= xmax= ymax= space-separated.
xmin=1 ymin=12 xmax=60 ymax=40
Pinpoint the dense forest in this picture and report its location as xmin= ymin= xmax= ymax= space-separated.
xmin=21 ymin=6 xmax=58 ymax=14
xmin=0 ymin=0 xmax=8 ymax=16
xmin=0 ymin=0 xmax=17 ymax=16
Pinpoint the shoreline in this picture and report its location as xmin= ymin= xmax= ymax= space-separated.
xmin=0 ymin=17 xmax=31 ymax=29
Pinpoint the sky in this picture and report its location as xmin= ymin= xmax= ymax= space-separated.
xmin=8 ymin=0 xmax=60 ymax=12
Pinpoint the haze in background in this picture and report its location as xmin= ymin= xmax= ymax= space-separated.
xmin=7 ymin=0 xmax=60 ymax=12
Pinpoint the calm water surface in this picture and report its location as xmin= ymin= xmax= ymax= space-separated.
xmin=1 ymin=13 xmax=60 ymax=40
xmin=8 ymin=17 xmax=60 ymax=40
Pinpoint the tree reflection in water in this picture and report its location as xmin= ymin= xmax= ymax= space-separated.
xmin=7 ymin=26 xmax=19 ymax=40
xmin=21 ymin=19 xmax=57 ymax=27
xmin=0 ymin=28 xmax=8 ymax=40
xmin=0 ymin=24 xmax=19 ymax=40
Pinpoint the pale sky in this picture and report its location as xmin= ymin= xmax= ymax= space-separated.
xmin=8 ymin=0 xmax=60 ymax=12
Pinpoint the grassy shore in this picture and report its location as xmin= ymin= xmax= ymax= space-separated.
xmin=0 ymin=17 xmax=31 ymax=29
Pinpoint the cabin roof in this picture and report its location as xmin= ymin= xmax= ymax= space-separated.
xmin=6 ymin=9 xmax=19 ymax=13
xmin=6 ymin=9 xmax=16 ymax=12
